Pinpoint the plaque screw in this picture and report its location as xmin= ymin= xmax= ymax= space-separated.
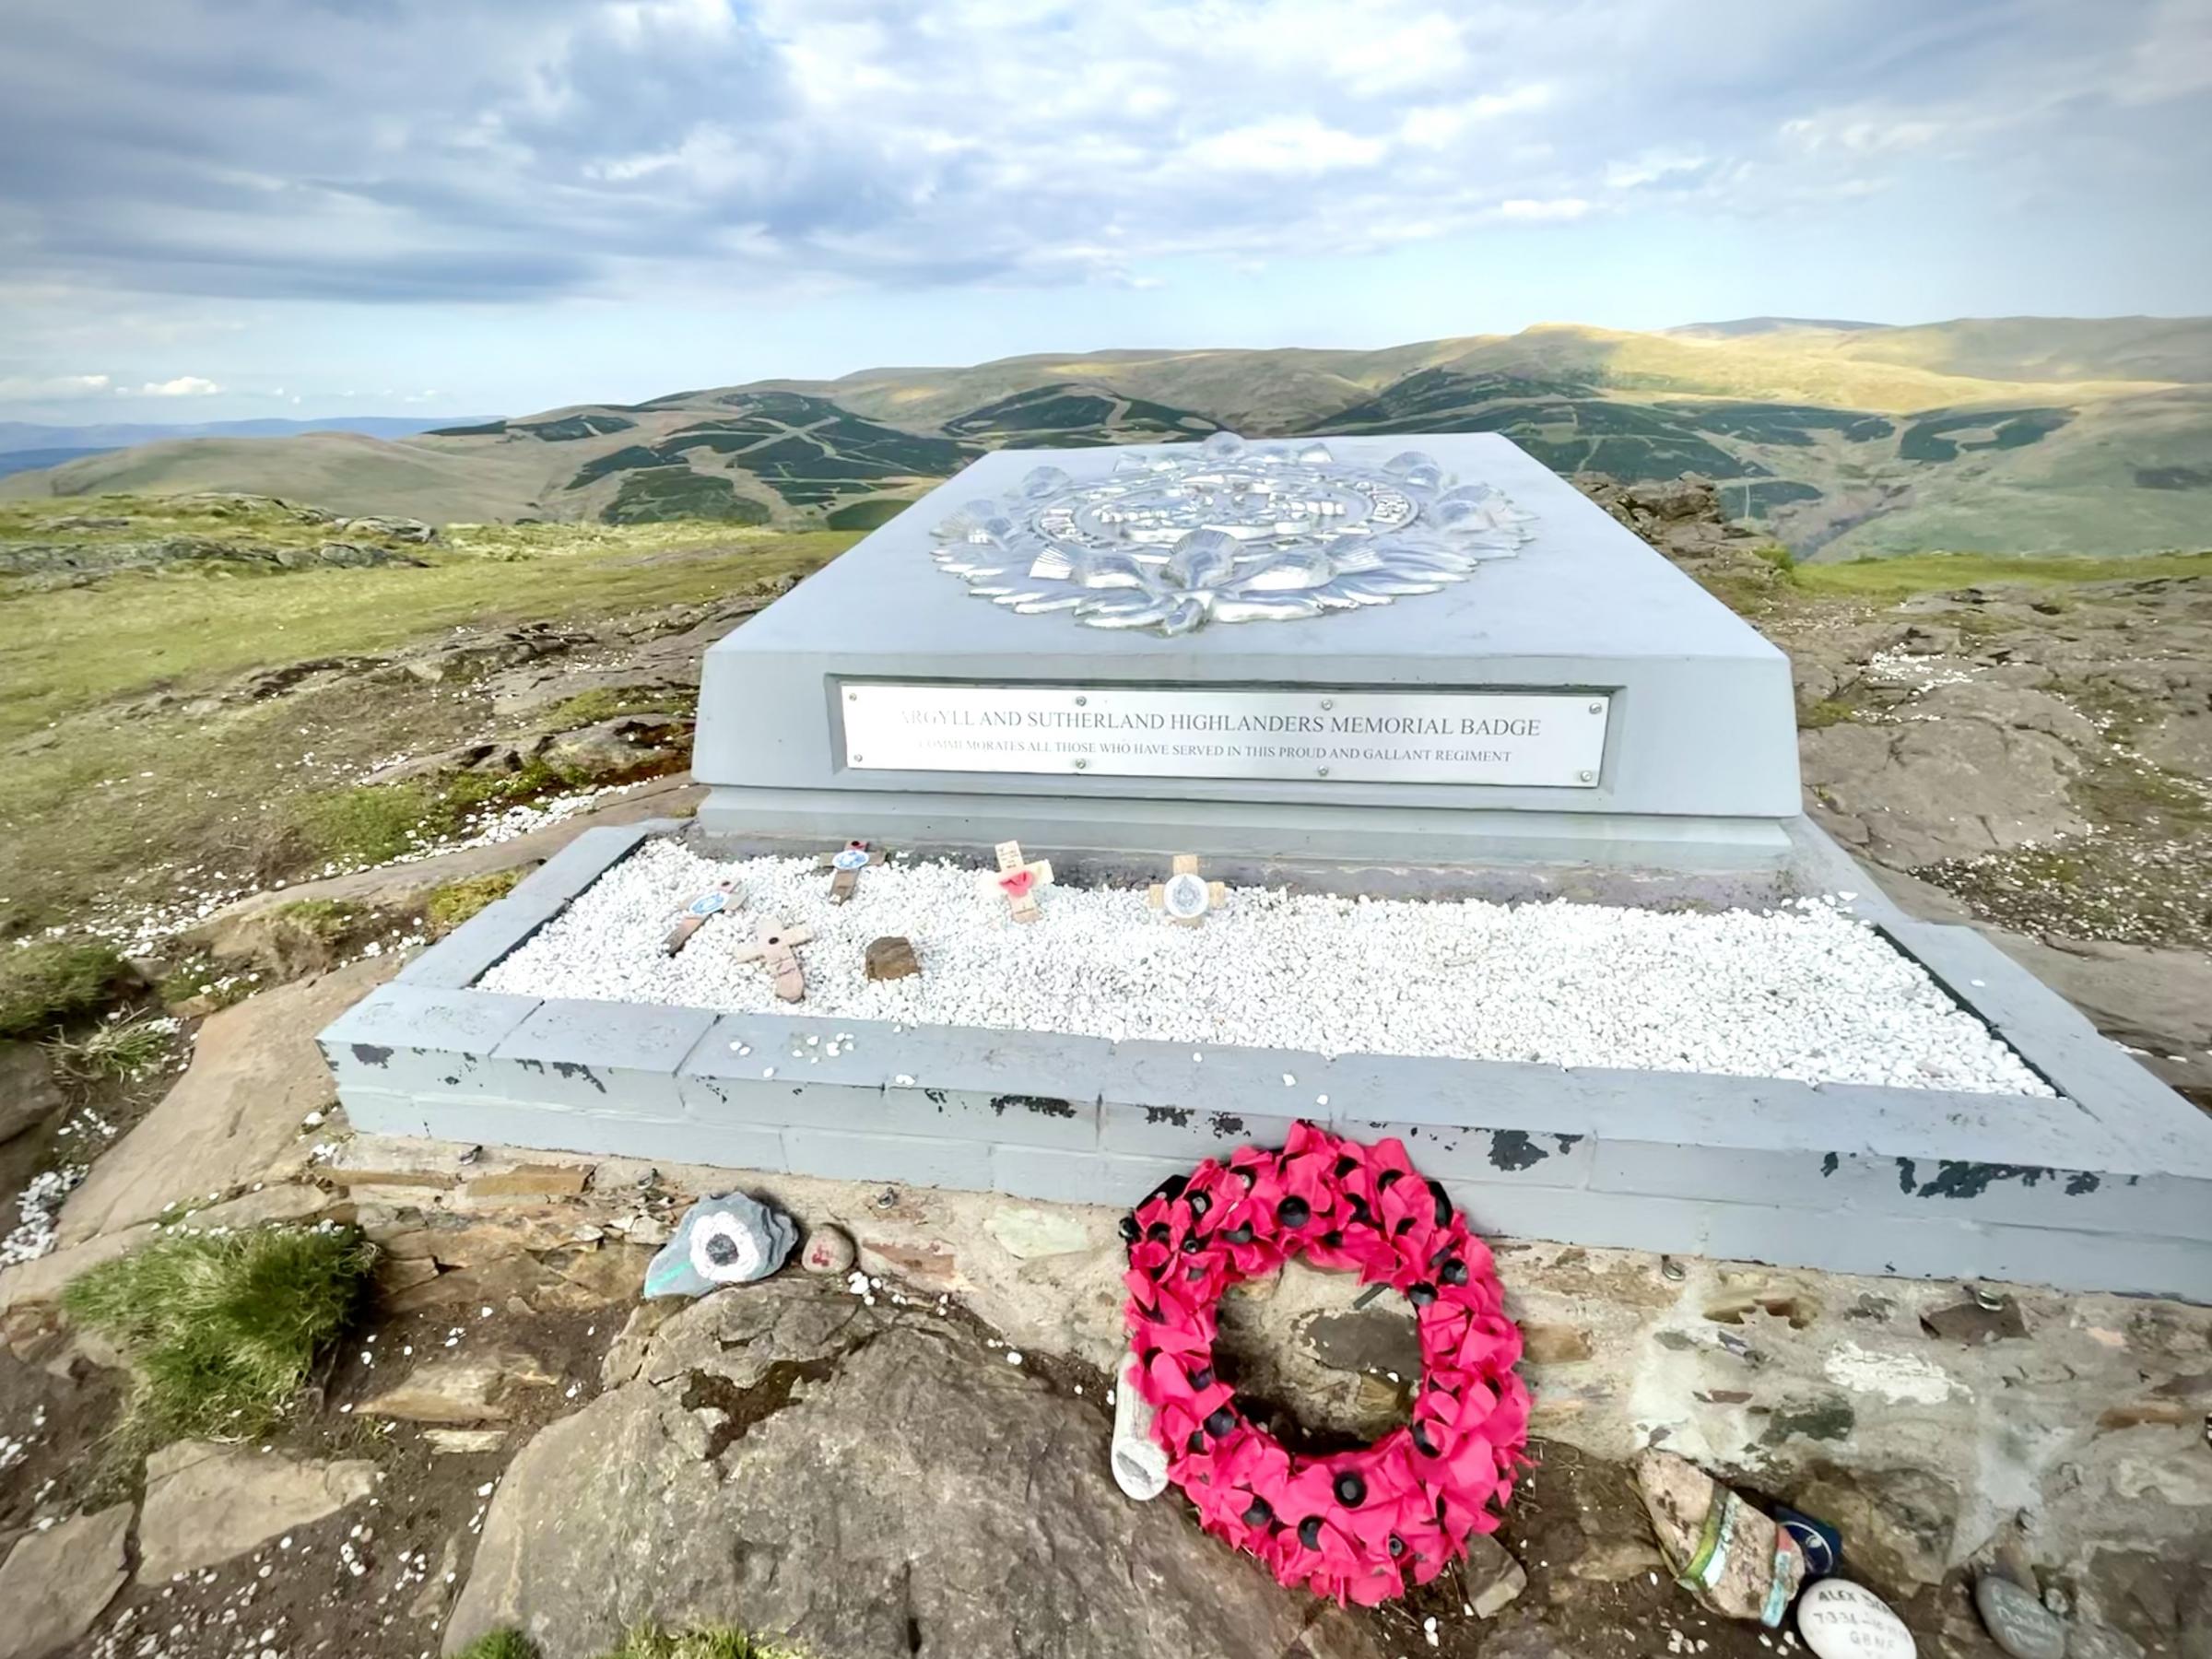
xmin=1320 ymin=699 xmax=1334 ymax=711
xmin=1075 ymin=695 xmax=1088 ymax=707
xmin=1587 ymin=700 xmax=1603 ymax=713
xmin=848 ymin=691 xmax=858 ymax=701
xmin=1578 ymin=769 xmax=1595 ymax=782
xmin=852 ymin=755 xmax=863 ymax=763
xmin=1074 ymin=759 xmax=1088 ymax=771
xmin=1316 ymin=766 xmax=1331 ymax=778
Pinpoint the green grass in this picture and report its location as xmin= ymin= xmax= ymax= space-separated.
xmin=427 ymin=869 xmax=524 ymax=936
xmin=1794 ymin=548 xmax=2212 ymax=599
xmin=454 ymin=1627 xmax=801 ymax=1659
xmin=61 ymin=1224 xmax=376 ymax=1444
xmin=0 ymin=938 xmax=129 ymax=1037
xmin=0 ymin=500 xmax=853 ymax=745
xmin=283 ymin=759 xmax=590 ymax=868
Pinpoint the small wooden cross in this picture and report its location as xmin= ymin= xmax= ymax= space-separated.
xmin=661 ymin=879 xmax=738 ymax=956
xmin=731 ymin=917 xmax=814 ymax=1002
xmin=1148 ymin=854 xmax=1226 ymax=926
xmin=976 ymin=839 xmax=1053 ymax=924
xmin=818 ymin=839 xmax=883 ymax=905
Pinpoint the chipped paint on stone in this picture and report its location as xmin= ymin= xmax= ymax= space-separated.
xmin=1823 ymin=1341 xmax=1958 ymax=1405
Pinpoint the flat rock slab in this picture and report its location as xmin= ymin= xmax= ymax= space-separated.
xmin=0 ymin=1041 xmax=65 ymax=1146
xmin=61 ymin=956 xmax=396 ymax=1245
xmin=138 ymin=1440 xmax=379 ymax=1583
xmin=0 ymin=1501 xmax=132 ymax=1659
xmin=359 ymin=1348 xmax=559 ymax=1424
xmin=447 ymin=1279 xmax=1373 ymax=1659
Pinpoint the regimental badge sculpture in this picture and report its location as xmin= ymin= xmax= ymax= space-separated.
xmin=929 ymin=430 xmax=1535 ymax=637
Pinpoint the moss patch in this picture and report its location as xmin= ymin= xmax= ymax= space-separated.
xmin=427 ymin=869 xmax=524 ymax=936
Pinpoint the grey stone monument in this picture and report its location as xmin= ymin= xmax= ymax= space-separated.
xmin=693 ymin=433 xmax=1801 ymax=871
xmin=317 ymin=433 xmax=2212 ymax=1300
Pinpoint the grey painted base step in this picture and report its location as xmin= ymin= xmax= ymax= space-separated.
xmin=316 ymin=818 xmax=2212 ymax=1302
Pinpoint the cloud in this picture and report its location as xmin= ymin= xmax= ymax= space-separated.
xmin=0 ymin=372 xmax=112 ymax=399
xmin=130 ymin=376 xmax=223 ymax=396
xmin=0 ymin=0 xmax=2199 ymax=330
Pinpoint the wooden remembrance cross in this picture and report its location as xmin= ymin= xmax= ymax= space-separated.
xmin=821 ymin=839 xmax=884 ymax=904
xmin=731 ymin=917 xmax=814 ymax=1001
xmin=1148 ymin=854 xmax=1226 ymax=926
xmin=978 ymin=840 xmax=1053 ymax=924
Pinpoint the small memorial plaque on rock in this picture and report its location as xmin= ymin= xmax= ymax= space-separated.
xmin=1976 ymin=1575 xmax=2067 ymax=1659
xmin=1797 ymin=1579 xmax=1914 ymax=1659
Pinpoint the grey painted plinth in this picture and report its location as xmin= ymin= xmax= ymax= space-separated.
xmin=691 ymin=435 xmax=1803 ymax=870
xmin=319 ymin=820 xmax=2212 ymax=1301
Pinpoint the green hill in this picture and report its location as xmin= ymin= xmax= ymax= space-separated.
xmin=6 ymin=317 xmax=2206 ymax=559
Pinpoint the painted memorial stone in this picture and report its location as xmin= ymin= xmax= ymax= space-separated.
xmin=1780 ymin=1505 xmax=1843 ymax=1578
xmin=930 ymin=431 xmax=1535 ymax=637
xmin=644 ymin=1193 xmax=796 ymax=1297
xmin=1797 ymin=1579 xmax=1915 ymax=1659
xmin=1637 ymin=1450 xmax=1806 ymax=1626
xmin=797 ymin=1224 xmax=857 ymax=1277
xmin=1975 ymin=1575 xmax=2068 ymax=1659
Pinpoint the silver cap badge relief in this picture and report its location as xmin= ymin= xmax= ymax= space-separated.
xmin=928 ymin=431 xmax=1535 ymax=636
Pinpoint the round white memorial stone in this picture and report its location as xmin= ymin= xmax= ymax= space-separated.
xmin=1798 ymin=1579 xmax=1915 ymax=1659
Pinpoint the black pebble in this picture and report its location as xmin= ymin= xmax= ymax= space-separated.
xmin=1297 ymin=1517 xmax=1324 ymax=1548
xmin=1408 ymin=1281 xmax=1437 ymax=1307
xmin=1146 ymin=1220 xmax=1171 ymax=1242
xmin=1224 ymin=1222 xmax=1254 ymax=1244
xmin=1333 ymin=1472 xmax=1367 ymax=1507
xmin=1186 ymin=1366 xmax=1214 ymax=1389
xmin=1117 ymin=1214 xmax=1140 ymax=1244
xmin=1441 ymin=1257 xmax=1468 ymax=1287
xmin=1205 ymin=1406 xmax=1238 ymax=1437
xmin=1243 ymin=1497 xmax=1273 ymax=1526
xmin=1277 ymin=1196 xmax=1311 ymax=1228
xmin=1320 ymin=1229 xmax=1344 ymax=1249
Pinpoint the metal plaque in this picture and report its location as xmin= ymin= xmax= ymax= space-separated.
xmin=839 ymin=683 xmax=1608 ymax=788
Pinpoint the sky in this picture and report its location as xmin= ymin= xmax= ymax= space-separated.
xmin=1 ymin=0 xmax=2207 ymax=425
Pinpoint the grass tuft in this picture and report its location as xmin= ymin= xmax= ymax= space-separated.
xmin=49 ymin=1010 xmax=177 ymax=1082
xmin=62 ymin=1224 xmax=376 ymax=1444
xmin=452 ymin=1636 xmax=543 ymax=1659
xmin=426 ymin=869 xmax=524 ymax=936
xmin=0 ymin=938 xmax=130 ymax=1038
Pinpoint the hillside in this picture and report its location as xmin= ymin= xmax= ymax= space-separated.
xmin=5 ymin=318 xmax=2207 ymax=559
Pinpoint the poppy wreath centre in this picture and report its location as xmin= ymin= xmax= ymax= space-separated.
xmin=1121 ymin=1121 xmax=1531 ymax=1606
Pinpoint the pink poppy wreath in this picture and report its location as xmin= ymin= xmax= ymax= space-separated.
xmin=1121 ymin=1122 xmax=1530 ymax=1606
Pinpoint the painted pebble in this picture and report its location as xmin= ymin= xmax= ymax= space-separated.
xmin=1976 ymin=1575 xmax=2068 ymax=1659
xmin=798 ymin=1223 xmax=858 ymax=1277
xmin=1796 ymin=1579 xmax=1914 ymax=1659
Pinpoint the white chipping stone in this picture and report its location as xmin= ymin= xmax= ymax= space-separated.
xmin=479 ymin=838 xmax=2053 ymax=1095
xmin=1798 ymin=1579 xmax=1915 ymax=1659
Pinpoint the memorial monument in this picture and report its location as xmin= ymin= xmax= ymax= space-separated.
xmin=691 ymin=432 xmax=1803 ymax=872
xmin=319 ymin=434 xmax=2212 ymax=1300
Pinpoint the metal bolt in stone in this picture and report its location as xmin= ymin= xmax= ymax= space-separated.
xmin=1659 ymin=1255 xmax=1687 ymax=1282
xmin=875 ymin=1188 xmax=900 ymax=1210
xmin=1075 ymin=759 xmax=1088 ymax=770
xmin=1587 ymin=700 xmax=1604 ymax=713
xmin=848 ymin=691 xmax=858 ymax=701
xmin=1971 ymin=1283 xmax=2006 ymax=1312
xmin=1320 ymin=698 xmax=1334 ymax=711
xmin=1578 ymin=769 xmax=1596 ymax=782
xmin=1317 ymin=766 xmax=1330 ymax=777
xmin=1075 ymin=695 xmax=1088 ymax=706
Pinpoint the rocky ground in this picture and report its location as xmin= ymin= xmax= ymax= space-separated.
xmin=0 ymin=484 xmax=2206 ymax=1658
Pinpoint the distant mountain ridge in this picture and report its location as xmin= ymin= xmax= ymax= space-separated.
xmin=5 ymin=320 xmax=2207 ymax=560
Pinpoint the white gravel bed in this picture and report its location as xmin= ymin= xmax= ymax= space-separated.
xmin=478 ymin=838 xmax=2053 ymax=1096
